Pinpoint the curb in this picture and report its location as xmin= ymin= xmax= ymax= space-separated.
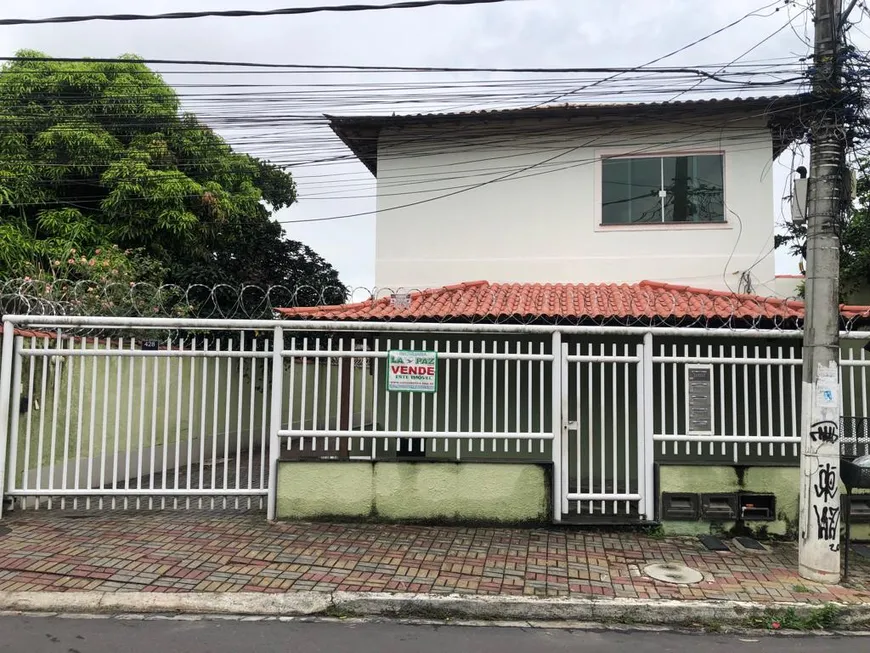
xmin=0 ymin=591 xmax=868 ymax=629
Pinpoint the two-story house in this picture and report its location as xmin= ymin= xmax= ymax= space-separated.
xmin=327 ymin=96 xmax=802 ymax=293
xmin=275 ymin=96 xmax=870 ymax=533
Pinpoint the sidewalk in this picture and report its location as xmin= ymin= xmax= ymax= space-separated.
xmin=1 ymin=511 xmax=869 ymax=607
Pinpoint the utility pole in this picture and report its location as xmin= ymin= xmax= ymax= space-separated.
xmin=799 ymin=0 xmax=848 ymax=583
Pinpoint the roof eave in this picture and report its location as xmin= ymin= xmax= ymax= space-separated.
xmin=328 ymin=96 xmax=807 ymax=175
xmin=326 ymin=114 xmax=379 ymax=176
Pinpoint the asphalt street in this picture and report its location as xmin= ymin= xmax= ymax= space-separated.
xmin=0 ymin=616 xmax=862 ymax=653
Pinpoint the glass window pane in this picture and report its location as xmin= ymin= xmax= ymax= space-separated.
xmin=602 ymin=156 xmax=671 ymax=224
xmin=628 ymin=157 xmax=662 ymax=223
xmin=695 ymin=155 xmax=724 ymax=222
xmin=663 ymin=155 xmax=724 ymax=223
xmin=602 ymin=158 xmax=631 ymax=224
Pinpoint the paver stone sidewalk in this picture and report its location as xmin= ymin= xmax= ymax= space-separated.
xmin=0 ymin=512 xmax=868 ymax=604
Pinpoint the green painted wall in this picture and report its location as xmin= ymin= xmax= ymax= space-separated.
xmin=276 ymin=462 xmax=373 ymax=519
xmin=659 ymin=465 xmax=870 ymax=539
xmin=276 ymin=461 xmax=549 ymax=523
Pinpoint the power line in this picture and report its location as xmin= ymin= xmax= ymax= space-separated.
xmin=0 ymin=54 xmax=805 ymax=75
xmin=537 ymin=0 xmax=788 ymax=106
xmin=667 ymin=4 xmax=812 ymax=103
xmin=0 ymin=0 xmax=524 ymax=27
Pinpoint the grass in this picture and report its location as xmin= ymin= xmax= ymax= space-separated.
xmin=747 ymin=603 xmax=842 ymax=631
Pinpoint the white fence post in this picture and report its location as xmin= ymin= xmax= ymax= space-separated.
xmin=551 ymin=331 xmax=562 ymax=522
xmin=642 ymin=332 xmax=655 ymax=521
xmin=0 ymin=320 xmax=15 ymax=519
xmin=267 ymin=326 xmax=285 ymax=521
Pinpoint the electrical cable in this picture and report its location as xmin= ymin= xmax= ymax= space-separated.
xmin=0 ymin=0 xmax=525 ymax=27
xmin=535 ymin=0 xmax=787 ymax=106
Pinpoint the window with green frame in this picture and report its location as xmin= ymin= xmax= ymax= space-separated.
xmin=601 ymin=154 xmax=725 ymax=224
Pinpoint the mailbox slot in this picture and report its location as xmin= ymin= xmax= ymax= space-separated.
xmin=700 ymin=493 xmax=737 ymax=521
xmin=843 ymin=495 xmax=870 ymax=523
xmin=661 ymin=493 xmax=699 ymax=521
xmin=739 ymin=493 xmax=776 ymax=521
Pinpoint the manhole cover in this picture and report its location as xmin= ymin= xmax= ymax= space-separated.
xmin=643 ymin=562 xmax=704 ymax=585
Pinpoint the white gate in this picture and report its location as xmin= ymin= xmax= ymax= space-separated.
xmin=558 ymin=336 xmax=652 ymax=522
xmin=0 ymin=321 xmax=274 ymax=512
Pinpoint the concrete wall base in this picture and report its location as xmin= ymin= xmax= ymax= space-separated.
xmin=659 ymin=465 xmax=870 ymax=540
xmin=276 ymin=461 xmax=549 ymax=524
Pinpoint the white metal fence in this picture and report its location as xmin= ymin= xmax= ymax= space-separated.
xmin=0 ymin=315 xmax=868 ymax=523
xmin=277 ymin=333 xmax=555 ymax=461
xmin=2 ymin=328 xmax=273 ymax=512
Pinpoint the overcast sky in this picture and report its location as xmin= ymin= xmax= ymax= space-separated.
xmin=3 ymin=0 xmax=862 ymax=296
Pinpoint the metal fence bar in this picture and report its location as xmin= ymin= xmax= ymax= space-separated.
xmin=586 ymin=343 xmax=593 ymax=515
xmin=267 ymin=327 xmax=283 ymax=521
xmin=135 ymin=341 xmax=147 ymax=508
xmin=599 ymin=343 xmax=606 ymax=514
xmin=112 ymin=338 xmax=123 ymax=504
xmin=277 ymin=430 xmax=554 ymax=439
xmin=6 ymin=337 xmax=22 ymax=504
xmin=260 ymin=339 xmax=270 ymax=495
xmin=863 ymin=345 xmax=869 ymax=418
xmin=247 ymin=338 xmax=258 ymax=495
xmin=553 ymin=331 xmax=564 ymax=521
xmin=8 ymin=489 xmax=266 ymax=497
xmin=10 ymin=313 xmax=859 ymax=339
xmin=186 ymin=339 xmax=197 ymax=505
xmin=312 ymin=338 xmax=322 ymax=452
xmin=222 ymin=340 xmax=234 ymax=507
xmin=642 ymin=333 xmax=654 ymax=520
xmin=372 ymin=338 xmax=380 ymax=459
xmin=174 ymin=339 xmax=184 ymax=505
xmin=612 ymin=344 xmax=619 ymax=515
xmin=210 ymin=341 xmax=222 ymax=508
xmin=22 ymin=337 xmax=36 ymax=496
xmin=514 ymin=341 xmax=522 ymax=454
xmin=47 ymin=334 xmax=62 ymax=507
xmin=235 ymin=336 xmax=245 ymax=502
xmin=149 ymin=344 xmax=160 ymax=508
xmin=0 ymin=321 xmax=15 ymax=518
xmin=655 ymin=435 xmax=802 ymax=443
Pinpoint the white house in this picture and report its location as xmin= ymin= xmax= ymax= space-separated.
xmin=328 ymin=97 xmax=803 ymax=294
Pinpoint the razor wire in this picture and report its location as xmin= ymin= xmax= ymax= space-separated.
xmin=3 ymin=277 xmax=869 ymax=333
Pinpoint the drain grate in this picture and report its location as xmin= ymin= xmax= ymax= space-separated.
xmin=734 ymin=536 xmax=766 ymax=551
xmin=698 ymin=535 xmax=730 ymax=551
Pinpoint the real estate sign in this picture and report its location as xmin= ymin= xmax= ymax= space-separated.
xmin=387 ymin=350 xmax=438 ymax=393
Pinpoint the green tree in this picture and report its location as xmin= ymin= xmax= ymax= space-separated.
xmin=775 ymin=163 xmax=870 ymax=302
xmin=0 ymin=50 xmax=345 ymax=312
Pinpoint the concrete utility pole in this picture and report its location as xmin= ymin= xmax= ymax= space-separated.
xmin=798 ymin=0 xmax=848 ymax=583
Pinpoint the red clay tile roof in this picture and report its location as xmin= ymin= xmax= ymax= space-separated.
xmin=277 ymin=280 xmax=870 ymax=326
xmin=13 ymin=328 xmax=58 ymax=339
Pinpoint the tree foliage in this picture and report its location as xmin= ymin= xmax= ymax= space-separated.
xmin=775 ymin=164 xmax=870 ymax=302
xmin=0 ymin=51 xmax=346 ymax=309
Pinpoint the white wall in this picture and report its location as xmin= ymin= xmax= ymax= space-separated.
xmin=374 ymin=116 xmax=776 ymax=294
